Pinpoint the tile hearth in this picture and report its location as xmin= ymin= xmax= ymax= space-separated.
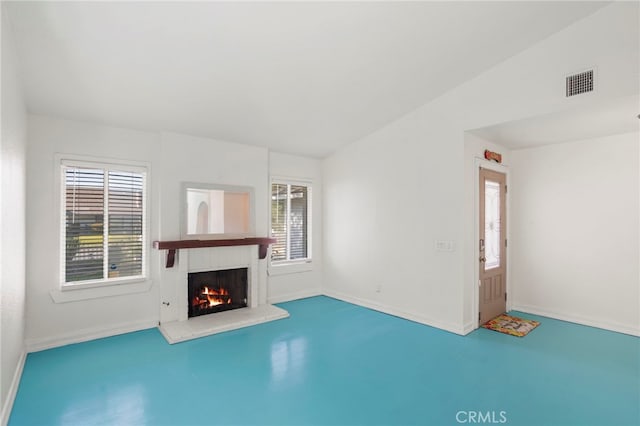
xmin=158 ymin=304 xmax=289 ymax=344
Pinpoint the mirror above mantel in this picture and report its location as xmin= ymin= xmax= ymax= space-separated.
xmin=181 ymin=182 xmax=255 ymax=240
xmin=155 ymin=182 xmax=273 ymax=268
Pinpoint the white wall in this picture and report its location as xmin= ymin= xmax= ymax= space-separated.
xmin=156 ymin=131 xmax=269 ymax=323
xmin=268 ymin=152 xmax=323 ymax=303
xmin=322 ymin=2 xmax=639 ymax=334
xmin=510 ymin=132 xmax=639 ymax=336
xmin=463 ymin=133 xmax=511 ymax=332
xmin=25 ymin=116 xmax=323 ymax=348
xmin=1 ymin=5 xmax=28 ymax=423
xmin=9 ymin=0 xmax=639 ymax=367
xmin=26 ymin=116 xmax=162 ymax=349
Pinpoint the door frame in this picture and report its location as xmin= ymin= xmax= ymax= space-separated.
xmin=472 ymin=158 xmax=510 ymax=330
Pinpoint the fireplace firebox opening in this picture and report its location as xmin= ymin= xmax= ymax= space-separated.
xmin=188 ymin=268 xmax=248 ymax=318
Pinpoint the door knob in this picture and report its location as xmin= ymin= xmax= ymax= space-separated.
xmin=479 ymin=257 xmax=486 ymax=262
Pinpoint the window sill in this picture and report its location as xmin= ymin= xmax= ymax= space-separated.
xmin=50 ymin=279 xmax=153 ymax=303
xmin=268 ymin=261 xmax=313 ymax=276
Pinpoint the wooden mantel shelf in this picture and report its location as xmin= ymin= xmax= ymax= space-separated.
xmin=153 ymin=237 xmax=277 ymax=268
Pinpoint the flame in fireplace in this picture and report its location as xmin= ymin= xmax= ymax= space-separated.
xmin=193 ymin=286 xmax=232 ymax=308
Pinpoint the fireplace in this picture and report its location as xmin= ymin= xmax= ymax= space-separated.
xmin=188 ymin=268 xmax=248 ymax=318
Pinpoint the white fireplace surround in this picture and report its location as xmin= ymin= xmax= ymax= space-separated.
xmin=158 ymin=245 xmax=289 ymax=343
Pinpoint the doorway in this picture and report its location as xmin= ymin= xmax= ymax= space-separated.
xmin=479 ymin=167 xmax=507 ymax=325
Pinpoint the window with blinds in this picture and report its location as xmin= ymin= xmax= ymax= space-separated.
xmin=62 ymin=161 xmax=146 ymax=286
xmin=271 ymin=182 xmax=311 ymax=263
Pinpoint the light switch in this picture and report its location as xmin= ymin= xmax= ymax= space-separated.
xmin=435 ymin=240 xmax=455 ymax=252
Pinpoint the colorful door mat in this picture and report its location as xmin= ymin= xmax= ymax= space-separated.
xmin=482 ymin=314 xmax=540 ymax=337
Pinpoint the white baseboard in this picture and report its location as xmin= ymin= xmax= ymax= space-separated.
xmin=1 ymin=350 xmax=26 ymax=426
xmin=510 ymin=303 xmax=640 ymax=337
xmin=267 ymin=288 xmax=322 ymax=305
xmin=462 ymin=321 xmax=477 ymax=335
xmin=24 ymin=319 xmax=158 ymax=353
xmin=323 ymin=289 xmax=466 ymax=335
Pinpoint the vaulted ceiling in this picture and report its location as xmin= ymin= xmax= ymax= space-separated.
xmin=6 ymin=1 xmax=609 ymax=157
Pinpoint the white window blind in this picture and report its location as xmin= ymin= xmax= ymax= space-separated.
xmin=62 ymin=162 xmax=146 ymax=285
xmin=271 ymin=182 xmax=310 ymax=263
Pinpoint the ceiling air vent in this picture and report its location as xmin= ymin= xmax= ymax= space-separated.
xmin=566 ymin=69 xmax=593 ymax=97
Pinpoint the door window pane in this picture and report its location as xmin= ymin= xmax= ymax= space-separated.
xmin=484 ymin=180 xmax=501 ymax=270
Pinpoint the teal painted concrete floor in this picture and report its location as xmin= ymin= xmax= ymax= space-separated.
xmin=9 ymin=296 xmax=640 ymax=426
